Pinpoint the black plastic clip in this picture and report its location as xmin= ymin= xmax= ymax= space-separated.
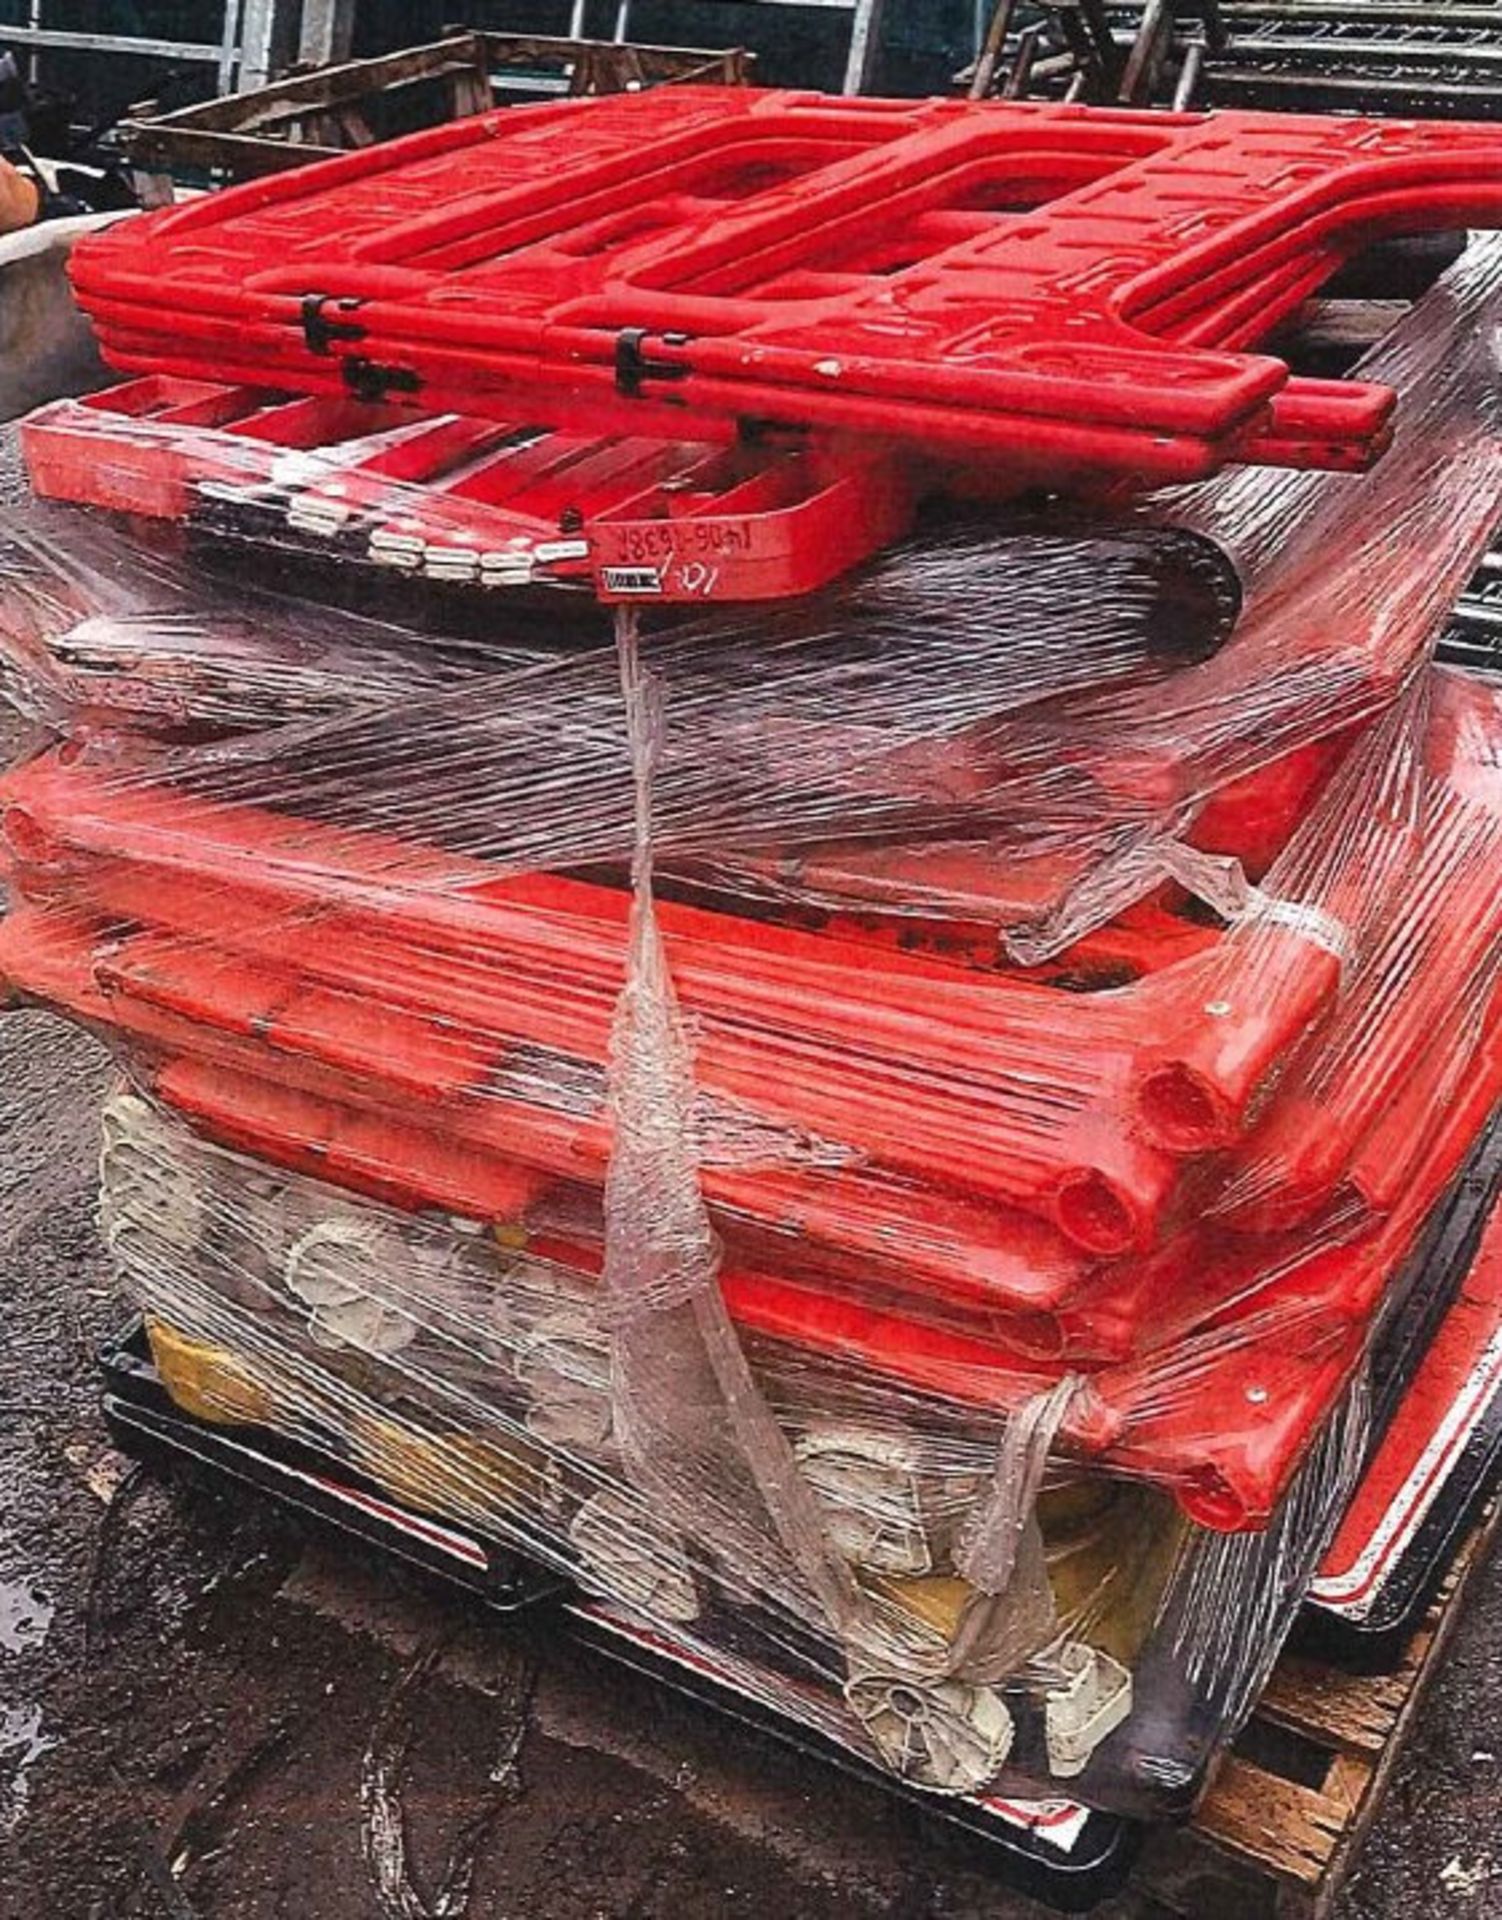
xmin=341 ymin=358 xmax=422 ymax=403
xmin=614 ymin=327 xmax=691 ymax=400
xmin=301 ymin=292 xmax=366 ymax=356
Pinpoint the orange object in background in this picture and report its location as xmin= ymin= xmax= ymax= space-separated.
xmin=0 ymin=157 xmax=39 ymax=235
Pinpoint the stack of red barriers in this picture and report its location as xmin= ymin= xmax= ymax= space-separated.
xmin=3 ymin=655 xmax=1499 ymax=1531
xmin=65 ymin=90 xmax=1502 ymax=479
xmin=4 ymin=86 xmax=1502 ymax=1828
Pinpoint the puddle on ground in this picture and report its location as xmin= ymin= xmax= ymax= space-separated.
xmin=0 ymin=1575 xmax=54 ymax=1654
xmin=0 ymin=1703 xmax=55 ymax=1831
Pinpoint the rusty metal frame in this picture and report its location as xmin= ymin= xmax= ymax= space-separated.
xmin=119 ymin=30 xmax=753 ymax=186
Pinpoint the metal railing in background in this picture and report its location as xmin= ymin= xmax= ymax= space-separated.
xmin=4 ymin=0 xmax=891 ymax=115
xmin=0 ymin=0 xmax=297 ymax=95
xmin=572 ymin=0 xmax=888 ymax=95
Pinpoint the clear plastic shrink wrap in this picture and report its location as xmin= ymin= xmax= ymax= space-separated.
xmin=10 ymin=230 xmax=1502 ymax=947
xmin=0 ymin=237 xmax=1500 ymax=1822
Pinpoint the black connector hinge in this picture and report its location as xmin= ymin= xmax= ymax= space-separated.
xmin=614 ymin=327 xmax=692 ymax=400
xmin=301 ymin=292 xmax=366 ymax=355
xmin=340 ymin=357 xmax=422 ymax=403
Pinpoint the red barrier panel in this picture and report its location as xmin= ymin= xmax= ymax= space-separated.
xmin=148 ymin=1032 xmax=1502 ymax=1533
xmin=2 ymin=862 xmax=1496 ymax=1529
xmin=1141 ymin=673 xmax=1502 ymax=1162
xmin=0 ymin=755 xmax=1317 ymax=1257
xmin=7 ymin=725 xmax=1496 ymax=1248
xmin=0 ymin=900 xmax=1113 ymax=1329
xmin=21 ymin=379 xmax=914 ymax=604
xmin=69 ymin=92 xmax=1502 ymax=487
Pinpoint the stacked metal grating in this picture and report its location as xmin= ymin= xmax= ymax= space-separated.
xmin=972 ymin=3 xmax=1502 ymax=117
xmin=1183 ymin=3 xmax=1502 ymax=117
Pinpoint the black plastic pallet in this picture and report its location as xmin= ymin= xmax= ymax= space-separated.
xmin=98 ymin=1322 xmax=1138 ymax=1912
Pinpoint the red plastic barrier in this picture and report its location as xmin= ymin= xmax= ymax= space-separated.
xmin=4 ymin=877 xmax=1495 ymax=1528
xmin=21 ymin=379 xmax=914 ymax=604
xmin=724 ymin=1004 xmax=1502 ymax=1530
xmin=152 ymin=1037 xmax=1502 ymax=1534
xmin=1151 ymin=673 xmax=1502 ymax=1173
xmin=69 ymin=92 xmax=1502 ymax=487
xmin=21 ymin=378 xmax=459 ymax=519
xmin=94 ymin=904 xmax=1175 ymax=1256
xmin=1101 ymin=1016 xmax=1502 ymax=1527
xmin=151 ymin=1051 xmax=1163 ymax=1365
xmin=0 ymin=901 xmax=1216 ymax=1373
xmin=0 ymin=900 xmax=1109 ymax=1327
xmin=0 ymin=755 xmax=1322 ymax=1256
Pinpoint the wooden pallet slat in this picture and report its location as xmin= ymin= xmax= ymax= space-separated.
xmin=1129 ymin=1499 xmax=1500 ymax=1920
xmin=1258 ymin=1655 xmax=1412 ymax=1755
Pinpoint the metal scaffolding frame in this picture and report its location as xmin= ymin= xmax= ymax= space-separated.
xmin=967 ymin=0 xmax=1502 ymax=110
xmin=1 ymin=0 xmax=301 ymax=96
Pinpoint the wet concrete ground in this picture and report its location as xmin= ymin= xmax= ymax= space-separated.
xmin=1 ymin=1006 xmax=1499 ymax=1920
